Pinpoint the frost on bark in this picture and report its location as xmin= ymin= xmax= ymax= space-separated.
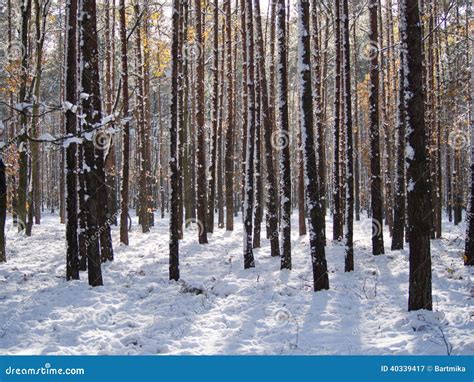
xmin=401 ymin=0 xmax=432 ymax=311
xmin=254 ymin=0 xmax=280 ymax=257
xmin=342 ymin=0 xmax=354 ymax=272
xmin=65 ymin=0 xmax=79 ymax=280
xmin=297 ymin=0 xmax=329 ymax=290
xmin=242 ymin=0 xmax=255 ymax=269
xmin=169 ymin=0 xmax=181 ymax=281
xmin=195 ymin=0 xmax=208 ymax=244
xmin=369 ymin=0 xmax=385 ymax=256
xmin=119 ymin=0 xmax=130 ymax=246
xmin=277 ymin=0 xmax=292 ymax=270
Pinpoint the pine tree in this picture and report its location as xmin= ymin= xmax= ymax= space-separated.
xmin=224 ymin=0 xmax=234 ymax=231
xmin=342 ymin=0 xmax=354 ymax=272
xmin=254 ymin=0 xmax=280 ymax=257
xmin=195 ymin=0 xmax=208 ymax=244
xmin=80 ymin=0 xmax=105 ymax=287
xmin=332 ymin=0 xmax=343 ymax=241
xmin=277 ymin=0 xmax=291 ymax=270
xmin=391 ymin=11 xmax=406 ymax=251
xmin=0 ymin=159 xmax=6 ymax=263
xmin=369 ymin=0 xmax=385 ymax=256
xmin=169 ymin=0 xmax=181 ymax=281
xmin=119 ymin=0 xmax=131 ymax=245
xmin=242 ymin=0 xmax=255 ymax=269
xmin=297 ymin=0 xmax=329 ymax=290
xmin=401 ymin=0 xmax=432 ymax=311
xmin=65 ymin=0 xmax=79 ymax=280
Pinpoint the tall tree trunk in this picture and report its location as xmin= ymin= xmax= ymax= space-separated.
xmin=17 ymin=0 xmax=32 ymax=233
xmin=297 ymin=0 xmax=329 ymax=290
xmin=65 ymin=0 xmax=79 ymax=280
xmin=134 ymin=0 xmax=150 ymax=234
xmin=242 ymin=0 xmax=255 ymax=269
xmin=332 ymin=0 xmax=343 ymax=241
xmin=169 ymin=0 xmax=181 ymax=280
xmin=342 ymin=0 xmax=354 ymax=272
xmin=0 ymin=159 xmax=7 ymax=263
xmin=119 ymin=0 xmax=130 ymax=245
xmin=402 ymin=0 xmax=432 ymax=311
xmin=311 ymin=0 xmax=327 ymax=235
xmin=369 ymin=0 xmax=385 ymax=256
xmin=254 ymin=0 xmax=280 ymax=256
xmin=391 ymin=9 xmax=406 ymax=251
xmin=207 ymin=0 xmax=219 ymax=234
xmin=277 ymin=0 xmax=291 ymax=270
xmin=253 ymin=60 xmax=263 ymax=248
xmin=195 ymin=0 xmax=208 ymax=244
xmin=224 ymin=0 xmax=234 ymax=231
xmin=80 ymin=0 xmax=105 ymax=286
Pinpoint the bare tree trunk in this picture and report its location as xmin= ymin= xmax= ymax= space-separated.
xmin=242 ymin=0 xmax=255 ymax=268
xmin=297 ymin=0 xmax=329 ymax=290
xmin=277 ymin=0 xmax=291 ymax=270
xmin=224 ymin=0 xmax=234 ymax=231
xmin=119 ymin=0 xmax=130 ymax=245
xmin=254 ymin=0 xmax=280 ymax=255
xmin=402 ymin=0 xmax=432 ymax=311
xmin=332 ymin=0 xmax=343 ymax=241
xmin=369 ymin=0 xmax=385 ymax=256
xmin=169 ymin=0 xmax=181 ymax=280
xmin=342 ymin=0 xmax=354 ymax=272
xmin=65 ymin=0 xmax=79 ymax=280
xmin=195 ymin=0 xmax=208 ymax=244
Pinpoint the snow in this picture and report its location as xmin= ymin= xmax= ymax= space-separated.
xmin=0 ymin=212 xmax=472 ymax=355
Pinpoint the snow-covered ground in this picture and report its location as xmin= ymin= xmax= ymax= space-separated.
xmin=0 ymin=212 xmax=472 ymax=355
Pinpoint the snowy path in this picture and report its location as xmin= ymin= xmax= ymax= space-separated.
xmin=0 ymin=212 xmax=472 ymax=355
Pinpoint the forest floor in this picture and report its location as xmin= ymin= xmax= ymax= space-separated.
xmin=0 ymin=211 xmax=472 ymax=355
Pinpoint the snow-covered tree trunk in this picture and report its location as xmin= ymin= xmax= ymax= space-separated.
xmin=119 ymin=0 xmax=130 ymax=246
xmin=369 ymin=0 xmax=385 ymax=256
xmin=17 ymin=0 xmax=32 ymax=234
xmin=242 ymin=0 xmax=255 ymax=269
xmin=297 ymin=0 xmax=329 ymax=290
xmin=311 ymin=0 xmax=327 ymax=234
xmin=254 ymin=0 xmax=280 ymax=256
xmin=332 ymin=0 xmax=343 ymax=242
xmin=195 ymin=0 xmax=208 ymax=244
xmin=207 ymin=0 xmax=219 ymax=234
xmin=342 ymin=0 xmax=354 ymax=272
xmin=465 ymin=13 xmax=474 ymax=266
xmin=277 ymin=0 xmax=292 ymax=270
xmin=134 ymin=0 xmax=150 ymax=234
xmin=391 ymin=6 xmax=406 ymax=251
xmin=65 ymin=0 xmax=79 ymax=280
xmin=169 ymin=0 xmax=181 ymax=281
xmin=401 ymin=0 xmax=432 ymax=311
xmin=253 ymin=60 xmax=263 ymax=249
xmin=0 ymin=159 xmax=6 ymax=262
xmin=224 ymin=0 xmax=234 ymax=231
xmin=79 ymin=0 xmax=106 ymax=286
